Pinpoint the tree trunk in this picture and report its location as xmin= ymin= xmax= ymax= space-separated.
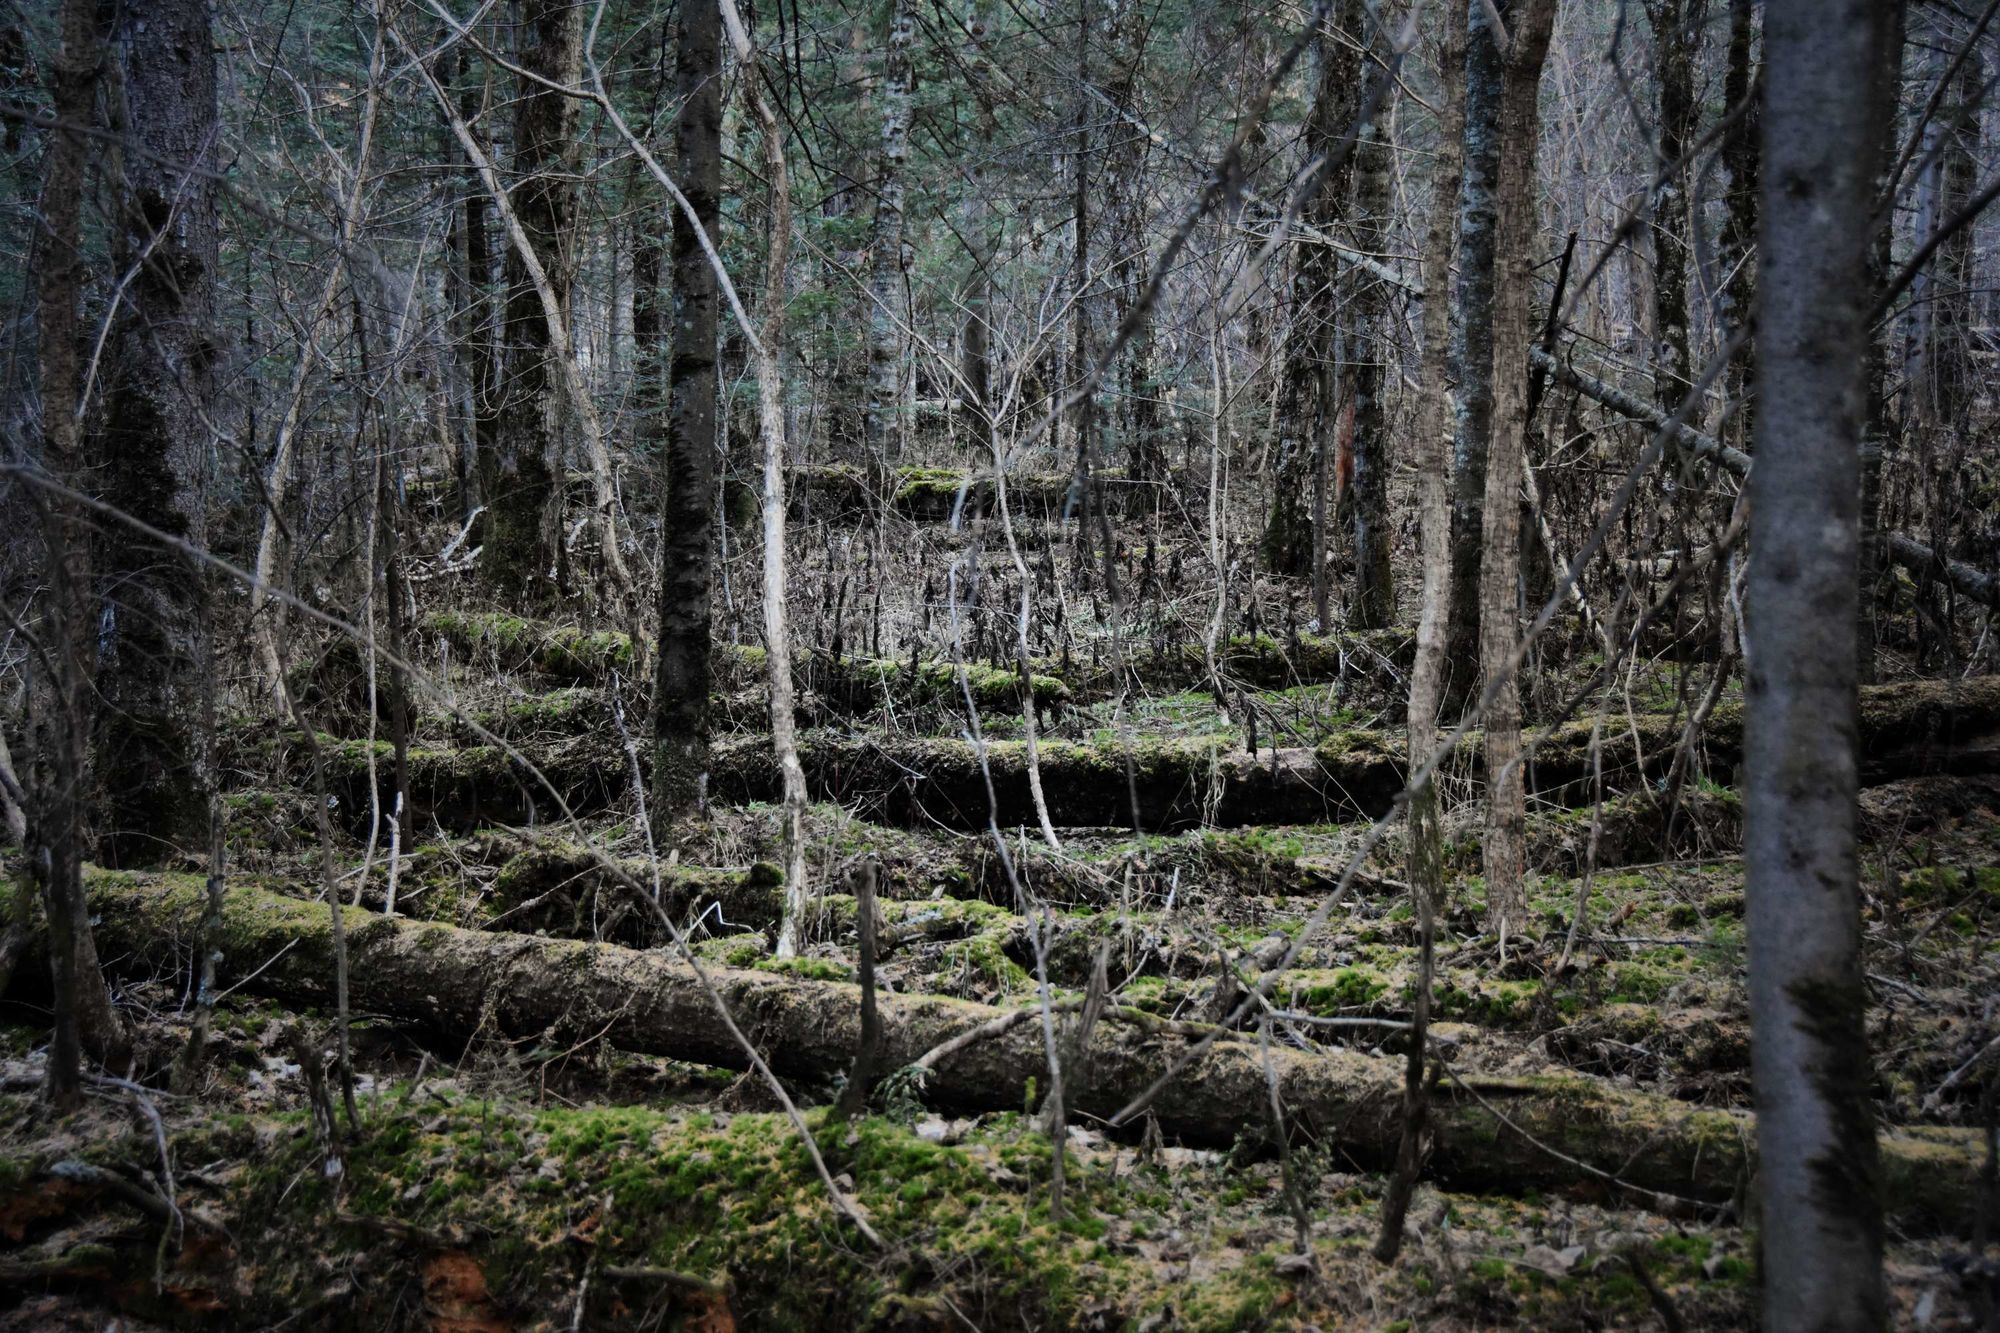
xmin=651 ymin=0 xmax=723 ymax=820
xmin=1377 ymin=4 xmax=1467 ymax=1259
xmin=1475 ymin=0 xmax=1556 ymax=939
xmin=959 ymin=4 xmax=997 ymax=458
xmin=43 ymin=869 xmax=1988 ymax=1232
xmin=1717 ymin=0 xmax=1759 ymax=445
xmin=93 ymin=0 xmax=220 ymax=868
xmin=719 ymin=0 xmax=812 ymax=958
xmin=1643 ymin=0 xmax=1699 ymax=413
xmin=452 ymin=54 xmax=501 ymax=517
xmin=28 ymin=0 xmax=123 ymax=1101
xmin=1856 ymin=8 xmax=1906 ymax=686
xmin=862 ymin=0 xmax=915 ymax=469
xmin=1746 ymin=1 xmax=1900 ymax=1323
xmin=482 ymin=0 xmax=582 ymax=601
xmin=1345 ymin=6 xmax=1399 ymax=628
xmin=1443 ymin=0 xmax=1507 ymax=714
xmin=1263 ymin=2 xmax=1361 ymax=585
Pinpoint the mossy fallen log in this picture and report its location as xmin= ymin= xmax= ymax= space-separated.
xmin=421 ymin=609 xmax=1405 ymax=704
xmin=306 ymin=676 xmax=2000 ymax=834
xmin=39 ymin=870 xmax=1984 ymax=1228
xmin=788 ymin=463 xmax=1160 ymax=522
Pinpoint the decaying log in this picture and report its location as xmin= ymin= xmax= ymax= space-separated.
xmin=31 ymin=870 xmax=1984 ymax=1230
xmin=308 ymin=676 xmax=2000 ymax=833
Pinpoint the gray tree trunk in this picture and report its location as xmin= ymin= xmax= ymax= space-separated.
xmin=1376 ymin=5 xmax=1467 ymax=1259
xmin=1443 ymin=0 xmax=1506 ymax=712
xmin=862 ymin=0 xmax=916 ymax=469
xmin=1475 ymin=0 xmax=1556 ymax=939
xmin=652 ymin=0 xmax=723 ymax=819
xmin=1745 ymin=1 xmax=1900 ymax=1324
xmin=1857 ymin=8 xmax=1906 ymax=684
xmin=1345 ymin=6 xmax=1399 ymax=629
xmin=1717 ymin=0 xmax=1759 ymax=445
xmin=1643 ymin=0 xmax=1699 ymax=412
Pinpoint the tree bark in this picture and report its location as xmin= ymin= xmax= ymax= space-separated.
xmin=482 ymin=0 xmax=582 ymax=601
xmin=41 ymin=869 xmax=1987 ymax=1232
xmin=1643 ymin=0 xmax=1699 ymax=413
xmin=862 ymin=0 xmax=915 ymax=469
xmin=1856 ymin=7 xmax=1906 ymax=685
xmin=94 ymin=0 xmax=220 ymax=868
xmin=1263 ymin=1 xmax=1361 ymax=588
xmin=1717 ymin=0 xmax=1759 ymax=444
xmin=719 ymin=0 xmax=812 ymax=958
xmin=1746 ymin=2 xmax=1901 ymax=1323
xmin=1377 ymin=5 xmax=1467 ymax=1260
xmin=1475 ymin=0 xmax=1556 ymax=938
xmin=28 ymin=0 xmax=123 ymax=1100
xmin=1443 ymin=0 xmax=1507 ymax=713
xmin=651 ymin=0 xmax=723 ymax=820
xmin=1345 ymin=6 xmax=1399 ymax=629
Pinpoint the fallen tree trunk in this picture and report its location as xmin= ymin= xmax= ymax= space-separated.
xmin=37 ymin=871 xmax=1982 ymax=1229
xmin=420 ymin=609 xmax=1408 ymax=703
xmin=307 ymin=676 xmax=2000 ymax=833
xmin=1533 ymin=348 xmax=1999 ymax=607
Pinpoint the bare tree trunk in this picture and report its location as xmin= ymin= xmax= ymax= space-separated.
xmin=1443 ymin=0 xmax=1506 ymax=713
xmin=1475 ymin=0 xmax=1556 ymax=941
xmin=862 ymin=0 xmax=915 ymax=469
xmin=1643 ymin=0 xmax=1699 ymax=412
xmin=651 ymin=0 xmax=723 ymax=819
xmin=450 ymin=51 xmax=501 ymax=516
xmin=94 ymin=0 xmax=220 ymax=868
xmin=1745 ymin=1 xmax=1899 ymax=1324
xmin=1857 ymin=8 xmax=1906 ymax=686
xmin=1263 ymin=2 xmax=1361 ymax=585
xmin=28 ymin=0 xmax=123 ymax=1103
xmin=1346 ymin=5 xmax=1399 ymax=629
xmin=720 ymin=0 xmax=812 ymax=958
xmin=1375 ymin=5 xmax=1466 ymax=1262
xmin=481 ymin=0 xmax=628 ymax=604
xmin=959 ymin=3 xmax=997 ymax=459
xmin=1716 ymin=0 xmax=1759 ymax=445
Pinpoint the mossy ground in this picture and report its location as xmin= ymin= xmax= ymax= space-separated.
xmin=20 ymin=586 xmax=1997 ymax=1328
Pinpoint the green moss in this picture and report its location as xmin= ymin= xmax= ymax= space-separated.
xmin=1284 ymin=966 xmax=1392 ymax=1013
xmin=756 ymin=956 xmax=851 ymax=983
xmin=232 ymin=1099 xmax=1170 ymax=1328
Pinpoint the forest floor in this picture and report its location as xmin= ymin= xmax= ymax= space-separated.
xmin=4 ymin=495 xmax=1999 ymax=1329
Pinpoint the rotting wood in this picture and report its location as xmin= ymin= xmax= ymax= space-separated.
xmin=22 ymin=870 xmax=1984 ymax=1231
xmin=302 ymin=676 xmax=2000 ymax=833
